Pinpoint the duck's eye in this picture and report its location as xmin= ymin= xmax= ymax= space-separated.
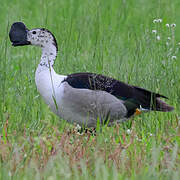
xmin=32 ymin=31 xmax=36 ymax=34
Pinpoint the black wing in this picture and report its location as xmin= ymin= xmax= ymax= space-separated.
xmin=63 ymin=72 xmax=173 ymax=116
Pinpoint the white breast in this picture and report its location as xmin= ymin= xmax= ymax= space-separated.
xmin=35 ymin=66 xmax=67 ymax=114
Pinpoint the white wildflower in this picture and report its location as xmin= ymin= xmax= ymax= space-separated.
xmin=24 ymin=154 xmax=27 ymax=158
xmin=126 ymin=129 xmax=131 ymax=134
xmin=166 ymin=42 xmax=169 ymax=46
xmin=156 ymin=35 xmax=160 ymax=40
xmin=157 ymin=19 xmax=162 ymax=23
xmin=171 ymin=23 xmax=176 ymax=28
xmin=152 ymin=30 xmax=157 ymax=34
xmin=167 ymin=37 xmax=171 ymax=40
xmin=178 ymin=42 xmax=180 ymax=45
xmin=153 ymin=19 xmax=158 ymax=23
xmin=149 ymin=133 xmax=153 ymax=137
xmin=171 ymin=56 xmax=177 ymax=60
xmin=166 ymin=24 xmax=170 ymax=27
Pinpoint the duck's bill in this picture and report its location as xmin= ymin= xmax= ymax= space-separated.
xmin=9 ymin=22 xmax=31 ymax=46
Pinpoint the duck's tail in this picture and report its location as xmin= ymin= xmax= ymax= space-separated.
xmin=133 ymin=86 xmax=174 ymax=112
xmin=155 ymin=97 xmax=174 ymax=112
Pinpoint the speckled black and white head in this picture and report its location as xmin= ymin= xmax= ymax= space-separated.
xmin=9 ymin=22 xmax=58 ymax=67
xmin=27 ymin=28 xmax=58 ymax=51
xmin=9 ymin=22 xmax=58 ymax=52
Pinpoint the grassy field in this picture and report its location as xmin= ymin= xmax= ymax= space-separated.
xmin=0 ymin=0 xmax=180 ymax=179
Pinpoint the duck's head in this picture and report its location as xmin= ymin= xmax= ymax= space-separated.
xmin=9 ymin=22 xmax=58 ymax=51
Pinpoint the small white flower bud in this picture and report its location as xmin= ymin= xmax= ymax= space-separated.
xmin=126 ymin=129 xmax=131 ymax=134
xmin=171 ymin=23 xmax=176 ymax=27
xmin=24 ymin=154 xmax=27 ymax=157
xmin=156 ymin=35 xmax=160 ymax=40
xmin=157 ymin=19 xmax=162 ymax=23
xmin=171 ymin=56 xmax=177 ymax=60
xmin=152 ymin=30 xmax=157 ymax=34
xmin=166 ymin=24 xmax=170 ymax=27
xmin=153 ymin=19 xmax=158 ymax=23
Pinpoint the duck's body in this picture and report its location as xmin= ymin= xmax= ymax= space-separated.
xmin=35 ymin=60 xmax=128 ymax=127
xmin=9 ymin=22 xmax=174 ymax=128
xmin=35 ymin=68 xmax=128 ymax=127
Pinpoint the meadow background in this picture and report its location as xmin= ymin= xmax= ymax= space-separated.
xmin=0 ymin=0 xmax=180 ymax=179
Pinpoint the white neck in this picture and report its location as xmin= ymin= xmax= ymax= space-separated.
xmin=38 ymin=43 xmax=57 ymax=70
xmin=35 ymin=42 xmax=66 ymax=114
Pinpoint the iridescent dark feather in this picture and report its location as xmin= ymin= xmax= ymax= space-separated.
xmin=63 ymin=72 xmax=174 ymax=116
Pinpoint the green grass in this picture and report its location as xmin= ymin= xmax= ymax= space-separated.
xmin=0 ymin=0 xmax=180 ymax=179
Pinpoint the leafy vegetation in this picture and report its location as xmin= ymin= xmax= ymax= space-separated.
xmin=0 ymin=0 xmax=180 ymax=179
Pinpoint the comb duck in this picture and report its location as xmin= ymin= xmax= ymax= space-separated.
xmin=9 ymin=22 xmax=174 ymax=128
